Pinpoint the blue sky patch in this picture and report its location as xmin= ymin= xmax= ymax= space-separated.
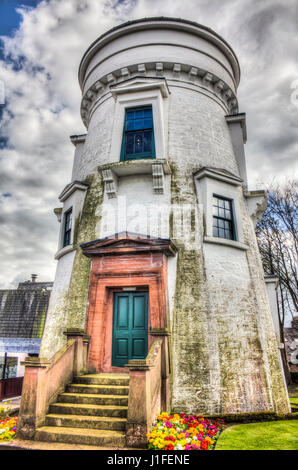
xmin=0 ymin=0 xmax=41 ymax=37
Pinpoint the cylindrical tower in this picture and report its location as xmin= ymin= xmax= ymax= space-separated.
xmin=40 ymin=17 xmax=290 ymax=416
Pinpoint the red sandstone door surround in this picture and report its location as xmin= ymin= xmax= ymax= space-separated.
xmin=81 ymin=232 xmax=178 ymax=373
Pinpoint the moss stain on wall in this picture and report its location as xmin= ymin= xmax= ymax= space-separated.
xmin=63 ymin=172 xmax=105 ymax=332
xmin=169 ymin=162 xmax=212 ymax=413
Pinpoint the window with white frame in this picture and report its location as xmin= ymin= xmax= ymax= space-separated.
xmin=194 ymin=167 xmax=247 ymax=249
xmin=63 ymin=208 xmax=72 ymax=247
xmin=212 ymin=195 xmax=236 ymax=240
xmin=109 ymin=77 xmax=169 ymax=163
xmin=120 ymin=106 xmax=155 ymax=161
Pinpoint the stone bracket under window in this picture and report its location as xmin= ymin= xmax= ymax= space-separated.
xmin=99 ymin=159 xmax=171 ymax=197
xmin=102 ymin=168 xmax=118 ymax=198
xmin=244 ymin=190 xmax=267 ymax=227
xmin=152 ymin=162 xmax=165 ymax=194
xmin=53 ymin=207 xmax=62 ymax=223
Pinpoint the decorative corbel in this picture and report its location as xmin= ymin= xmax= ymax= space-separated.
xmin=152 ymin=162 xmax=165 ymax=194
xmin=53 ymin=207 xmax=62 ymax=223
xmin=244 ymin=190 xmax=267 ymax=226
xmin=102 ymin=168 xmax=118 ymax=198
xmin=202 ymin=72 xmax=213 ymax=86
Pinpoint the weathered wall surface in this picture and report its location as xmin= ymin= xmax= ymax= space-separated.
xmin=40 ymin=173 xmax=104 ymax=359
xmin=166 ymin=84 xmax=289 ymax=415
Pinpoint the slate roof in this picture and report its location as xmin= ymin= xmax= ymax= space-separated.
xmin=0 ymin=280 xmax=53 ymax=339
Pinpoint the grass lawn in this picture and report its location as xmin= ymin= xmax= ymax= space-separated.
xmin=215 ymin=420 xmax=298 ymax=450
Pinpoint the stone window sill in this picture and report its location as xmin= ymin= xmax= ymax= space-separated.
xmin=55 ymin=244 xmax=76 ymax=260
xmin=203 ymin=236 xmax=248 ymax=251
xmin=99 ymin=158 xmax=171 ymax=197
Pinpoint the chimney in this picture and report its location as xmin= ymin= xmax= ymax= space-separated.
xmin=31 ymin=274 xmax=38 ymax=283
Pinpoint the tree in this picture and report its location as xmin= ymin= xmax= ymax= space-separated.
xmin=256 ymin=180 xmax=297 ymax=383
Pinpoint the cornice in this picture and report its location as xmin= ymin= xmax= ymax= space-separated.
xmin=58 ymin=180 xmax=89 ymax=202
xmin=80 ymin=66 xmax=239 ymax=129
xmin=70 ymin=134 xmax=87 ymax=146
xmin=81 ymin=231 xmax=179 ymax=257
xmin=194 ymin=166 xmax=243 ymax=186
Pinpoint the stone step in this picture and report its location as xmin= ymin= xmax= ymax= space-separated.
xmin=74 ymin=374 xmax=129 ymax=386
xmin=45 ymin=414 xmax=127 ymax=431
xmin=58 ymin=392 xmax=129 ymax=406
xmin=66 ymin=383 xmax=129 ymax=396
xmin=35 ymin=426 xmax=126 ymax=447
xmin=49 ymin=402 xmax=128 ymax=418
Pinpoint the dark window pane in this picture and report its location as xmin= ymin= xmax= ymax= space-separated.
xmin=143 ymin=118 xmax=153 ymax=129
xmin=126 ymin=134 xmax=134 ymax=154
xmin=126 ymin=120 xmax=134 ymax=131
xmin=135 ymin=133 xmax=143 ymax=153
xmin=144 ymin=108 xmax=152 ymax=117
xmin=126 ymin=111 xmax=134 ymax=120
xmin=135 ymin=110 xmax=143 ymax=118
xmin=134 ymin=119 xmax=143 ymax=130
xmin=143 ymin=130 xmax=152 ymax=153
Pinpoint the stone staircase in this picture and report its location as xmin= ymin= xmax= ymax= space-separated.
xmin=35 ymin=373 xmax=130 ymax=447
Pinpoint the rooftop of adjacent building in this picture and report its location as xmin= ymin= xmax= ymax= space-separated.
xmin=0 ymin=275 xmax=53 ymax=340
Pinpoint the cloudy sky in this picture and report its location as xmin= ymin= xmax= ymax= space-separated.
xmin=0 ymin=0 xmax=297 ymax=290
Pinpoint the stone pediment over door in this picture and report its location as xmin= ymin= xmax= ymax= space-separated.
xmin=81 ymin=231 xmax=178 ymax=257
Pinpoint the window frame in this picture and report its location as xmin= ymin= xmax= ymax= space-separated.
xmin=212 ymin=194 xmax=236 ymax=241
xmin=194 ymin=167 xmax=248 ymax=251
xmin=109 ymin=78 xmax=169 ymax=163
xmin=63 ymin=207 xmax=72 ymax=248
xmin=120 ymin=105 xmax=156 ymax=161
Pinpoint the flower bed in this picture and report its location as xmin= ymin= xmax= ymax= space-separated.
xmin=147 ymin=412 xmax=224 ymax=450
xmin=0 ymin=404 xmax=18 ymax=441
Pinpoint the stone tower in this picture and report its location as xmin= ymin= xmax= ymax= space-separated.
xmin=40 ymin=17 xmax=290 ymax=416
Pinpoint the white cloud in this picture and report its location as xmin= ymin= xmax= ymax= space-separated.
xmin=0 ymin=0 xmax=297 ymax=288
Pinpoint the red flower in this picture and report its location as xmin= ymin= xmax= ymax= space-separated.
xmin=165 ymin=444 xmax=174 ymax=450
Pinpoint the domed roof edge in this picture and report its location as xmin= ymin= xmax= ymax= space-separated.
xmin=78 ymin=16 xmax=240 ymax=90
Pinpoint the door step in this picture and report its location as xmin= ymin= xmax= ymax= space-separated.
xmin=49 ymin=402 xmax=128 ymax=417
xmin=35 ymin=373 xmax=130 ymax=448
xmin=35 ymin=426 xmax=126 ymax=447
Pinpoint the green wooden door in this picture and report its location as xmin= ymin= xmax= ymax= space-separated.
xmin=112 ymin=291 xmax=148 ymax=367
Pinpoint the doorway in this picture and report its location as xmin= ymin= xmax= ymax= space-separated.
xmin=112 ymin=291 xmax=148 ymax=367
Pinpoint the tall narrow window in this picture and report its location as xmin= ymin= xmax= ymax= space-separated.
xmin=63 ymin=208 xmax=72 ymax=247
xmin=121 ymin=106 xmax=155 ymax=161
xmin=212 ymin=195 xmax=235 ymax=240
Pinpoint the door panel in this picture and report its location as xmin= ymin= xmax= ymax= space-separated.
xmin=116 ymin=338 xmax=129 ymax=358
xmin=112 ymin=291 xmax=148 ymax=367
xmin=132 ymin=338 xmax=146 ymax=357
xmin=133 ymin=295 xmax=146 ymax=329
xmin=117 ymin=296 xmax=129 ymax=328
